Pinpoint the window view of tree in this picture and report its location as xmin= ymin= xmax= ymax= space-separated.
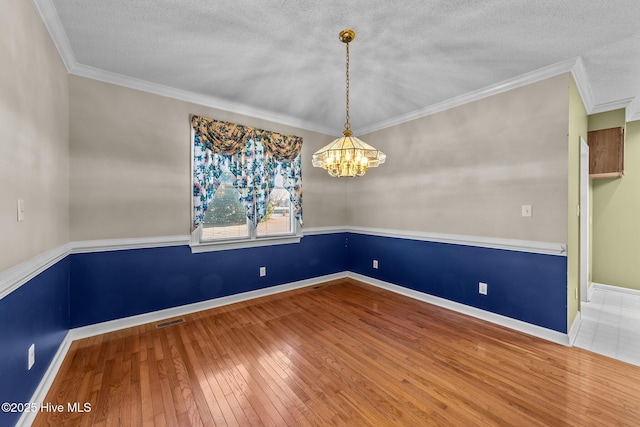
xmin=257 ymin=185 xmax=292 ymax=236
xmin=202 ymin=171 xmax=248 ymax=240
xmin=201 ymin=170 xmax=293 ymax=240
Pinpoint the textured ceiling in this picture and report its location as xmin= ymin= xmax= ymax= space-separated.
xmin=39 ymin=0 xmax=640 ymax=134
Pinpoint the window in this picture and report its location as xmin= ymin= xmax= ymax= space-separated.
xmin=191 ymin=115 xmax=303 ymax=252
xmin=200 ymin=170 xmax=295 ymax=242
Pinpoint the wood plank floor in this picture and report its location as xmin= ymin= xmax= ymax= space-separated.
xmin=34 ymin=278 xmax=640 ymax=426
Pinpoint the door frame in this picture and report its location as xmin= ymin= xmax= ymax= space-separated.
xmin=580 ymin=136 xmax=590 ymax=302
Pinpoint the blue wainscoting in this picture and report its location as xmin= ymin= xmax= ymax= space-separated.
xmin=346 ymin=233 xmax=568 ymax=333
xmin=70 ymin=233 xmax=348 ymax=327
xmin=0 ymin=230 xmax=570 ymax=426
xmin=0 ymin=258 xmax=70 ymax=427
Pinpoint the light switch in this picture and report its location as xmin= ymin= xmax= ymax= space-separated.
xmin=17 ymin=199 xmax=24 ymax=222
xmin=521 ymin=205 xmax=532 ymax=217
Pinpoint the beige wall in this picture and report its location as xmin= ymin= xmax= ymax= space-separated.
xmin=567 ymin=76 xmax=588 ymax=328
xmin=345 ymin=74 xmax=570 ymax=243
xmin=0 ymin=0 xmax=69 ymax=271
xmin=591 ymin=112 xmax=640 ymax=290
xmin=69 ymin=76 xmax=346 ymax=241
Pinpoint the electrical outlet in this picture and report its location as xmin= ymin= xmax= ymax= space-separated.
xmin=259 ymin=266 xmax=266 ymax=277
xmin=28 ymin=344 xmax=35 ymax=370
xmin=373 ymin=259 xmax=379 ymax=269
xmin=479 ymin=282 xmax=488 ymax=295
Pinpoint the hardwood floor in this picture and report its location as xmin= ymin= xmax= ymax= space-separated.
xmin=34 ymin=278 xmax=640 ymax=426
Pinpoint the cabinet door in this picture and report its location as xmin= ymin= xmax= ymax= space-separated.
xmin=588 ymin=127 xmax=624 ymax=178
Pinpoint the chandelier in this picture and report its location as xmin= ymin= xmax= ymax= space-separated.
xmin=312 ymin=29 xmax=386 ymax=177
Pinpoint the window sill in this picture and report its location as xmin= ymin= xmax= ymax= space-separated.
xmin=189 ymin=234 xmax=302 ymax=253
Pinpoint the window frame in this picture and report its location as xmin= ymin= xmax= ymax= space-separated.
xmin=189 ymin=128 xmax=303 ymax=254
xmin=190 ymin=222 xmax=302 ymax=253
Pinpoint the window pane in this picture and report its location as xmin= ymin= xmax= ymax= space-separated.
xmin=202 ymin=172 xmax=249 ymax=240
xmin=257 ymin=186 xmax=293 ymax=236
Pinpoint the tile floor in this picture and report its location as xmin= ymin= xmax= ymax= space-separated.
xmin=574 ymin=287 xmax=640 ymax=366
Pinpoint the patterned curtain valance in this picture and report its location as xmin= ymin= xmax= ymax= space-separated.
xmin=191 ymin=115 xmax=303 ymax=161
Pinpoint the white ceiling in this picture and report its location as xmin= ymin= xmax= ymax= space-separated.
xmin=36 ymin=0 xmax=640 ymax=134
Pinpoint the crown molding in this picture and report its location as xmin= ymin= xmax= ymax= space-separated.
xmin=626 ymin=100 xmax=640 ymax=122
xmin=32 ymin=1 xmax=335 ymax=135
xmin=570 ymin=56 xmax=596 ymax=113
xmin=590 ymin=97 xmax=635 ymax=115
xmin=31 ymin=1 xmax=640 ymax=133
xmin=571 ymin=57 xmax=639 ymax=122
xmin=69 ymin=64 xmax=337 ymax=135
xmin=356 ymin=58 xmax=579 ymax=135
xmin=67 ymin=58 xmax=640 ymax=131
xmin=32 ymin=0 xmax=76 ymax=71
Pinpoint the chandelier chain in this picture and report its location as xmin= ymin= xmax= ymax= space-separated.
xmin=345 ymin=42 xmax=350 ymax=130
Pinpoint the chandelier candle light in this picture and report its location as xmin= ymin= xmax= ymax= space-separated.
xmin=312 ymin=29 xmax=386 ymax=177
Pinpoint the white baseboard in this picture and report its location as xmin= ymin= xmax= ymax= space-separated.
xmin=568 ymin=311 xmax=581 ymax=346
xmin=70 ymin=269 xmax=573 ymax=345
xmin=18 ymin=272 xmax=347 ymax=426
xmin=592 ymin=282 xmax=640 ymax=297
xmin=347 ymin=272 xmax=572 ymax=346
xmin=17 ymin=331 xmax=73 ymax=427
xmin=22 ymin=269 xmax=577 ymax=426
xmin=70 ymin=272 xmax=347 ymax=340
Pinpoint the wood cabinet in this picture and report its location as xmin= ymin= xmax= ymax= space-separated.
xmin=588 ymin=127 xmax=624 ymax=178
